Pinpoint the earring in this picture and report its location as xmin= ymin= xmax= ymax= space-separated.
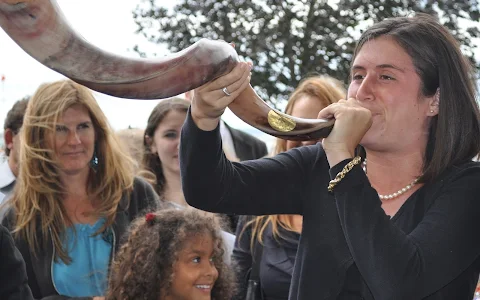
xmin=432 ymin=88 xmax=440 ymax=114
xmin=90 ymin=146 xmax=99 ymax=172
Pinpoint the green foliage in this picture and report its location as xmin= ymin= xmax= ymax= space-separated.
xmin=133 ymin=0 xmax=480 ymax=108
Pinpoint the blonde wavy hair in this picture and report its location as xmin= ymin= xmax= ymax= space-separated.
xmin=244 ymin=75 xmax=346 ymax=248
xmin=11 ymin=80 xmax=134 ymax=263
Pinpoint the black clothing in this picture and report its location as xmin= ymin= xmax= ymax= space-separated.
xmin=223 ymin=122 xmax=269 ymax=233
xmin=180 ymin=110 xmax=480 ymax=300
xmin=0 ymin=224 xmax=33 ymax=300
xmin=233 ymin=216 xmax=299 ymax=300
xmin=2 ymin=177 xmax=161 ymax=300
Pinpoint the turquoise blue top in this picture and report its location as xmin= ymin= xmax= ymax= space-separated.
xmin=52 ymin=218 xmax=112 ymax=297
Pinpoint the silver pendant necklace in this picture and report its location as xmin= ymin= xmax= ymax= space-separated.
xmin=362 ymin=159 xmax=419 ymax=200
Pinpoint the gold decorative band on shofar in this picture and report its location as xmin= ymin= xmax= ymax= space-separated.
xmin=267 ymin=110 xmax=296 ymax=132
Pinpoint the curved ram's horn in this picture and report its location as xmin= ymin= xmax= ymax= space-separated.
xmin=0 ymin=0 xmax=334 ymax=140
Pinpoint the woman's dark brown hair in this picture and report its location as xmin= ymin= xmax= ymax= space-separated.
xmin=354 ymin=13 xmax=480 ymax=182
xmin=140 ymin=97 xmax=190 ymax=196
xmin=106 ymin=208 xmax=235 ymax=300
xmin=3 ymin=96 xmax=29 ymax=156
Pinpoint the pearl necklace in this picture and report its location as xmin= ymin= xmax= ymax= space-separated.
xmin=362 ymin=159 xmax=419 ymax=200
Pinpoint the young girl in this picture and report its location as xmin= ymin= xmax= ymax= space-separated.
xmin=106 ymin=208 xmax=235 ymax=300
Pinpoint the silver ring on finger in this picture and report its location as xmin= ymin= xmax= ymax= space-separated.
xmin=222 ymin=87 xmax=231 ymax=96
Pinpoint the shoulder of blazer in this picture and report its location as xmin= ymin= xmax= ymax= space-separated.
xmin=224 ymin=123 xmax=268 ymax=157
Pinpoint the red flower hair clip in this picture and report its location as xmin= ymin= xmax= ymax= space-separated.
xmin=145 ymin=213 xmax=156 ymax=225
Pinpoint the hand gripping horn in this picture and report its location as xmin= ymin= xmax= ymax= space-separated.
xmin=0 ymin=0 xmax=334 ymax=140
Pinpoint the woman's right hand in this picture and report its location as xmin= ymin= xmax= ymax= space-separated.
xmin=191 ymin=61 xmax=252 ymax=131
xmin=317 ymin=98 xmax=372 ymax=167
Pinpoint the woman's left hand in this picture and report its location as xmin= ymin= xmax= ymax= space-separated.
xmin=317 ymin=98 xmax=372 ymax=167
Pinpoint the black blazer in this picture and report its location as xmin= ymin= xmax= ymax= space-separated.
xmin=0 ymin=224 xmax=33 ymax=300
xmin=224 ymin=122 xmax=268 ymax=161
xmin=233 ymin=216 xmax=300 ymax=300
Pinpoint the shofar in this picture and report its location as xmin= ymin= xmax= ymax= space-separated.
xmin=0 ymin=0 xmax=334 ymax=140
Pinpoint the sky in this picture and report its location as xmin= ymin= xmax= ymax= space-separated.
xmin=0 ymin=0 xmax=276 ymax=148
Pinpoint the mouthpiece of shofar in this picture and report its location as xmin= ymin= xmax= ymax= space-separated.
xmin=0 ymin=0 xmax=334 ymax=140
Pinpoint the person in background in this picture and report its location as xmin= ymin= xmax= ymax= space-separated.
xmin=141 ymin=97 xmax=238 ymax=206
xmin=141 ymin=98 xmax=193 ymax=206
xmin=140 ymin=98 xmax=236 ymax=258
xmin=233 ymin=75 xmax=346 ymax=300
xmin=106 ymin=208 xmax=236 ymax=300
xmin=0 ymin=97 xmax=29 ymax=220
xmin=2 ymin=80 xmax=161 ymax=300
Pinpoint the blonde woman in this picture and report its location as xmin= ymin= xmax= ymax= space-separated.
xmin=2 ymin=80 xmax=161 ymax=300
xmin=233 ymin=75 xmax=346 ymax=299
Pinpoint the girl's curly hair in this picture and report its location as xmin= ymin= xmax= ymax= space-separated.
xmin=106 ymin=208 xmax=236 ymax=299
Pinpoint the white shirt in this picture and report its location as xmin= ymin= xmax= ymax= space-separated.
xmin=0 ymin=160 xmax=15 ymax=193
xmin=0 ymin=160 xmax=15 ymax=221
xmin=219 ymin=121 xmax=238 ymax=161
